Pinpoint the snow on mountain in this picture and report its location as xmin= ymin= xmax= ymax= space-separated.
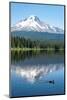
xmin=11 ymin=15 xmax=64 ymax=33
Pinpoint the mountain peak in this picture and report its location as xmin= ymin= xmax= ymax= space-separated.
xmin=27 ymin=15 xmax=40 ymax=22
xmin=11 ymin=15 xmax=64 ymax=33
xmin=28 ymin=15 xmax=36 ymax=19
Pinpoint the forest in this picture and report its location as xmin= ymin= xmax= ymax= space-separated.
xmin=11 ymin=36 xmax=64 ymax=52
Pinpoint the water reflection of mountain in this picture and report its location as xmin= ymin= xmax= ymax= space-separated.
xmin=11 ymin=64 xmax=64 ymax=83
xmin=11 ymin=50 xmax=64 ymax=83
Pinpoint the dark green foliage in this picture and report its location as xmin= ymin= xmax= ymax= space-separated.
xmin=11 ymin=36 xmax=64 ymax=51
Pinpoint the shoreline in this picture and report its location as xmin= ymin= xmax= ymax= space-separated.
xmin=11 ymin=48 xmax=64 ymax=51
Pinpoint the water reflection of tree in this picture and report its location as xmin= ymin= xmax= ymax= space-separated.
xmin=11 ymin=50 xmax=64 ymax=64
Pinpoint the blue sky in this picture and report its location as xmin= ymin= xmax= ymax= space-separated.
xmin=11 ymin=2 xmax=64 ymax=29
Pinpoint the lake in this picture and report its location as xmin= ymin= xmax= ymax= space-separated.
xmin=10 ymin=50 xmax=64 ymax=97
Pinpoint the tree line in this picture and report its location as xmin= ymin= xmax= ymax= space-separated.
xmin=11 ymin=36 xmax=64 ymax=51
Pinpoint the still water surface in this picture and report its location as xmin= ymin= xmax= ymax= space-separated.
xmin=10 ymin=51 xmax=64 ymax=97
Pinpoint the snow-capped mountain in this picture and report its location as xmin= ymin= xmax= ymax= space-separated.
xmin=11 ymin=15 xmax=63 ymax=33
